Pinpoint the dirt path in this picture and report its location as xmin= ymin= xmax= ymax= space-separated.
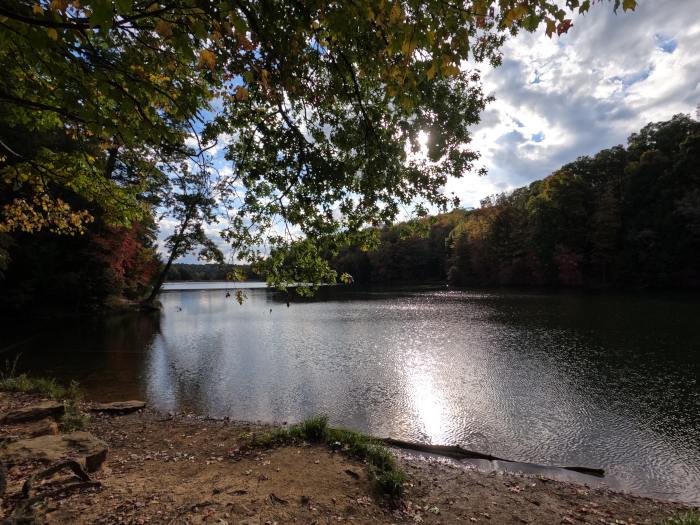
xmin=0 ymin=394 xmax=694 ymax=525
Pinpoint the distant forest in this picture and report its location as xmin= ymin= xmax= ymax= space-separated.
xmin=1 ymin=111 xmax=698 ymax=315
xmin=166 ymin=263 xmax=264 ymax=281
xmin=326 ymin=112 xmax=700 ymax=288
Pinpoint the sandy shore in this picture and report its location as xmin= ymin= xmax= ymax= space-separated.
xmin=0 ymin=393 xmax=695 ymax=525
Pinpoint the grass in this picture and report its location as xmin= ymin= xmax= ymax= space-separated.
xmin=0 ymin=355 xmax=89 ymax=432
xmin=660 ymin=510 xmax=700 ymax=525
xmin=255 ymin=415 xmax=407 ymax=497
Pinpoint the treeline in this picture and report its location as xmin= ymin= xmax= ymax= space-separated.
xmin=327 ymin=112 xmax=700 ymax=288
xmin=0 ymin=217 xmax=163 ymax=315
xmin=0 ymin=122 xmax=167 ymax=315
xmin=166 ymin=263 xmax=264 ymax=281
xmin=2 ymin=111 xmax=697 ymax=316
xmin=322 ymin=212 xmax=465 ymax=282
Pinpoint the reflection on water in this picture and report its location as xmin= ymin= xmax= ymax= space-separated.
xmin=3 ymin=284 xmax=700 ymax=504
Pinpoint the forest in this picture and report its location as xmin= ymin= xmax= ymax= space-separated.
xmin=1 ymin=110 xmax=698 ymax=316
xmin=326 ymin=112 xmax=700 ymax=288
xmin=165 ymin=263 xmax=263 ymax=282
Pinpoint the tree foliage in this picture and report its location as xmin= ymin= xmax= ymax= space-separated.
xmin=1 ymin=0 xmax=637 ymax=294
xmin=326 ymin=113 xmax=700 ymax=289
xmin=447 ymin=114 xmax=700 ymax=287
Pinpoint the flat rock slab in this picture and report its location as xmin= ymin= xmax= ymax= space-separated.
xmin=2 ymin=431 xmax=108 ymax=472
xmin=2 ymin=401 xmax=64 ymax=424
xmin=91 ymin=401 xmax=146 ymax=413
xmin=26 ymin=418 xmax=59 ymax=438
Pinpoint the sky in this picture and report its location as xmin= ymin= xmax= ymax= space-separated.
xmin=161 ymin=0 xmax=700 ymax=264
xmin=450 ymin=0 xmax=700 ymax=208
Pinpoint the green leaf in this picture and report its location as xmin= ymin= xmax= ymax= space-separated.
xmin=233 ymin=18 xmax=247 ymax=34
xmin=191 ymin=21 xmax=208 ymax=40
xmin=114 ymin=0 xmax=133 ymax=15
xmin=88 ymin=0 xmax=115 ymax=29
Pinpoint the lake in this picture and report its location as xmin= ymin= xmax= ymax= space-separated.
xmin=2 ymin=283 xmax=700 ymax=504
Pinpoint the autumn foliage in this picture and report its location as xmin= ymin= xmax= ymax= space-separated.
xmin=327 ymin=113 xmax=700 ymax=289
xmin=90 ymin=222 xmax=160 ymax=297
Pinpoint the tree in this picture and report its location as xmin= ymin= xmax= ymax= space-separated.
xmin=145 ymin=164 xmax=224 ymax=304
xmin=589 ymin=183 xmax=621 ymax=285
xmin=525 ymin=170 xmax=590 ymax=279
xmin=1 ymin=0 xmax=638 ymax=294
xmin=440 ymin=111 xmax=700 ymax=289
xmin=90 ymin=220 xmax=161 ymax=298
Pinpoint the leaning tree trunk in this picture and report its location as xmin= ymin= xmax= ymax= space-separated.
xmin=144 ymin=240 xmax=181 ymax=306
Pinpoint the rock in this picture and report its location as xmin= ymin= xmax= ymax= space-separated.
xmin=2 ymin=431 xmax=108 ymax=472
xmin=90 ymin=401 xmax=147 ymax=413
xmin=2 ymin=401 xmax=64 ymax=424
xmin=26 ymin=418 xmax=59 ymax=438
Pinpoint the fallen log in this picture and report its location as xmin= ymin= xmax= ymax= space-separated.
xmin=376 ymin=437 xmax=605 ymax=478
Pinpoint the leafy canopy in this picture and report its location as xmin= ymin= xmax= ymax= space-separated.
xmin=0 ymin=0 xmax=636 ymax=289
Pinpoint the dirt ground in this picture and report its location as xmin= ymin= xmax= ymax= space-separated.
xmin=0 ymin=393 xmax=695 ymax=525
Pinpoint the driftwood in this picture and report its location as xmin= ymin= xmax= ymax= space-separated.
xmin=377 ymin=437 xmax=605 ymax=478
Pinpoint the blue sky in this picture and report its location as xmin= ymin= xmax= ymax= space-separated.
xmin=160 ymin=0 xmax=700 ymax=263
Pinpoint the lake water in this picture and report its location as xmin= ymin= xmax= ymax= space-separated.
xmin=2 ymin=283 xmax=700 ymax=504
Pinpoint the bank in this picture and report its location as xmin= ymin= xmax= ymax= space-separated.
xmin=0 ymin=392 xmax=697 ymax=525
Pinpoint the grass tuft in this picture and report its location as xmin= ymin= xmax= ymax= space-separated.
xmin=258 ymin=417 xmax=407 ymax=497
xmin=374 ymin=467 xmax=407 ymax=497
xmin=0 ymin=356 xmax=88 ymax=432
xmin=301 ymin=414 xmax=329 ymax=442
xmin=660 ymin=510 xmax=700 ymax=525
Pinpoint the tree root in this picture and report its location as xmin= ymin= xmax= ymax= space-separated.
xmin=0 ymin=460 xmax=100 ymax=525
xmin=22 ymin=460 xmax=91 ymax=498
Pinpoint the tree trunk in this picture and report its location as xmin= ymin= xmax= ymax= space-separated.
xmin=144 ymin=240 xmax=180 ymax=305
xmin=145 ymin=207 xmax=195 ymax=306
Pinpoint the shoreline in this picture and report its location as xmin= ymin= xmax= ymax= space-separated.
xmin=0 ymin=392 xmax=697 ymax=525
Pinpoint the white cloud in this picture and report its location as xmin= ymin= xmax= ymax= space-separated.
xmin=161 ymin=2 xmax=700 ymax=254
xmin=450 ymin=0 xmax=700 ymax=208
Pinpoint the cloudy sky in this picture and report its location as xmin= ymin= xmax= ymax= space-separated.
xmin=161 ymin=0 xmax=700 ymax=263
xmin=451 ymin=0 xmax=700 ymax=208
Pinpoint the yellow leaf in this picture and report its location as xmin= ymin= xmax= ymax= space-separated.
xmin=235 ymin=86 xmax=249 ymax=100
xmin=51 ymin=0 xmax=69 ymax=11
xmin=545 ymin=18 xmax=556 ymax=38
xmin=426 ymin=64 xmax=437 ymax=80
xmin=47 ymin=28 xmax=58 ymax=40
xmin=32 ymin=5 xmax=44 ymax=15
xmin=622 ymin=0 xmax=636 ymax=11
xmin=390 ymin=4 xmax=401 ymax=23
xmin=155 ymin=20 xmax=173 ymax=39
xmin=312 ymin=20 xmax=319 ymax=29
xmin=505 ymin=4 xmax=528 ymax=26
xmin=198 ymin=49 xmax=217 ymax=73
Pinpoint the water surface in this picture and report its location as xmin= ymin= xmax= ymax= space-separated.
xmin=3 ymin=284 xmax=700 ymax=504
